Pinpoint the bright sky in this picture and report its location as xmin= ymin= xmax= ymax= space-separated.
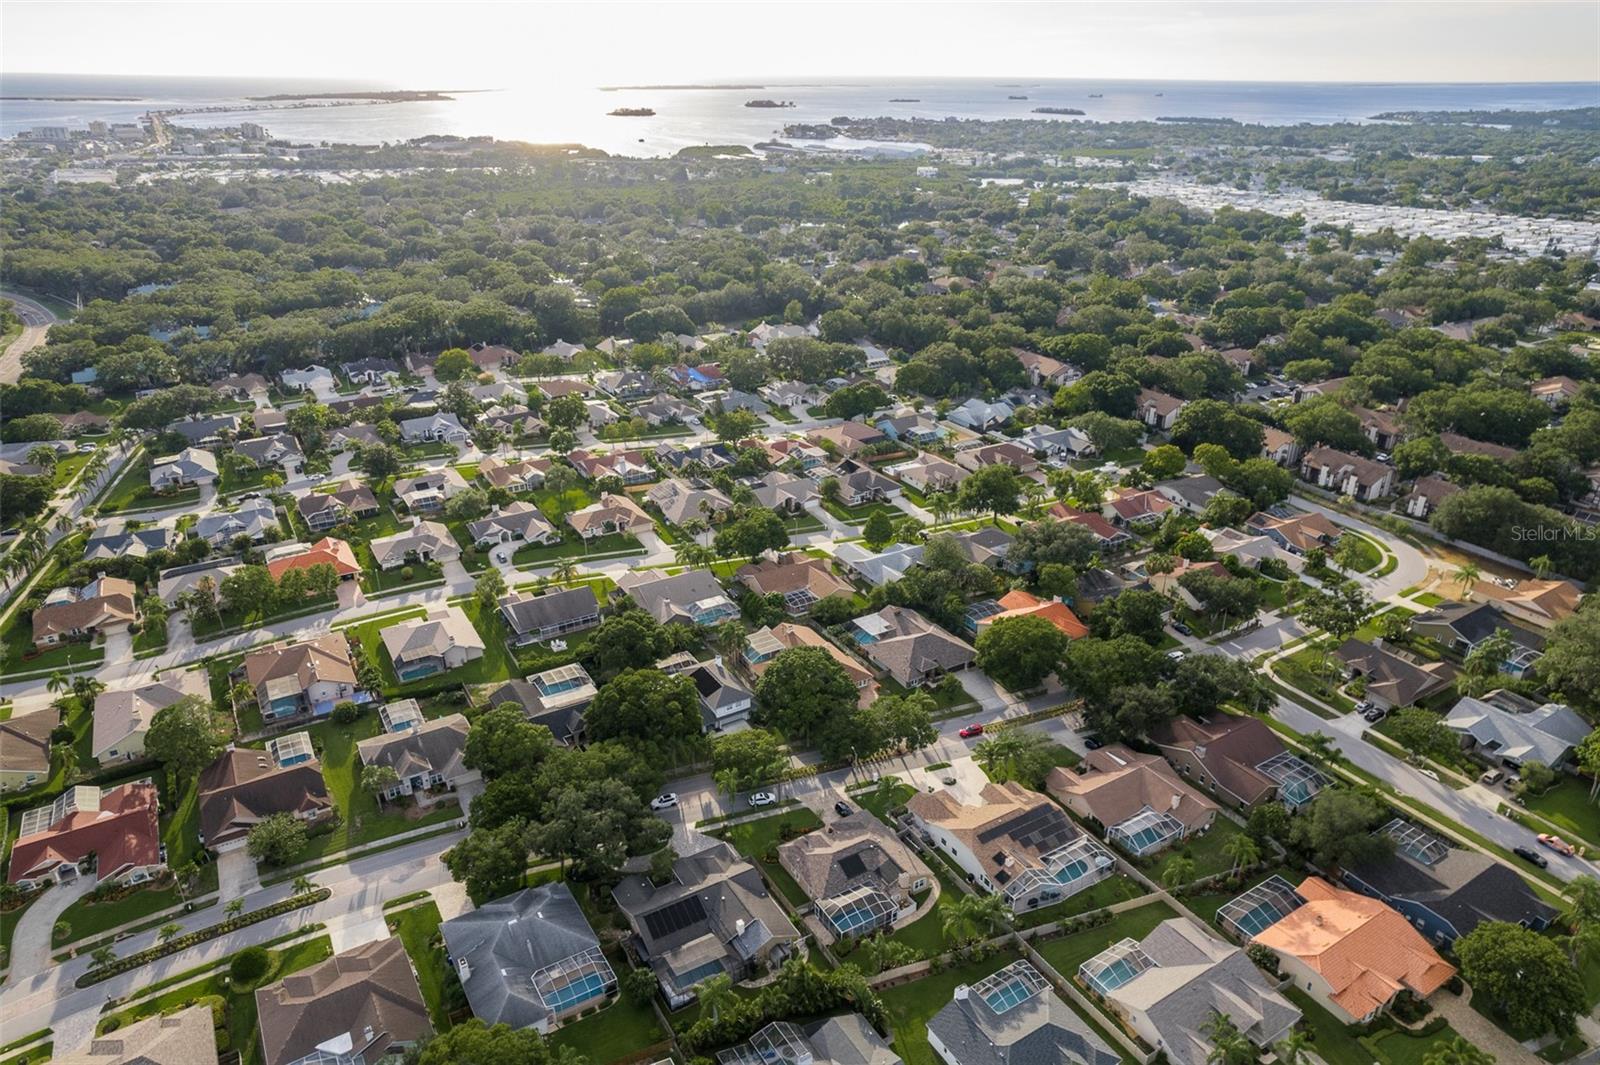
xmin=4 ymin=0 xmax=1598 ymax=86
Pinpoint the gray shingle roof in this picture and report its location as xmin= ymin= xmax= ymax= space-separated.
xmin=926 ymin=961 xmax=1120 ymax=1065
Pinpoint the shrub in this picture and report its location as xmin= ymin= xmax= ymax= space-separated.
xmin=331 ymin=700 xmax=361 ymax=724
xmin=229 ymin=945 xmax=270 ymax=987
xmin=401 ymin=565 xmax=415 ymax=581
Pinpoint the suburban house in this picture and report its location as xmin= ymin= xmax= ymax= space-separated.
xmin=955 ymin=441 xmax=1037 ymax=475
xmin=1201 ymin=526 xmax=1302 ymax=572
xmin=877 ymin=412 xmax=945 ymax=445
xmin=1152 ymin=474 xmax=1225 ymax=514
xmin=635 ymin=393 xmax=700 ymax=426
xmin=1333 ymin=640 xmax=1456 ymax=709
xmin=744 ymin=623 xmax=879 ymax=707
xmin=1148 ymin=712 xmax=1297 ymax=809
xmin=1047 ymin=745 xmax=1219 ymax=857
xmin=647 ymin=478 xmax=734 ymax=526
xmin=340 ymin=356 xmax=400 ymax=384
xmin=887 ymin=454 xmax=967 ymax=494
xmin=368 ymin=520 xmax=461 ymax=570
xmin=253 ymin=409 xmax=290 ymax=433
xmin=279 ymin=364 xmax=335 ymax=393
xmin=399 ymin=411 xmax=470 ymax=444
xmin=655 ymin=441 xmax=733 ymax=474
xmin=467 ymin=342 xmax=520 ymax=371
xmin=1014 ymin=348 xmax=1076 ymax=388
xmin=927 ymin=960 xmax=1120 ymax=1065
xmin=833 ymin=542 xmax=924 ymax=587
xmin=394 ymin=468 xmax=470 ymax=511
xmin=356 ymin=713 xmax=477 ymax=802
xmin=296 ymin=480 xmax=381 ymax=532
xmin=149 ymin=447 xmax=218 ymax=489
xmin=763 ymin=437 xmax=828 ymax=470
xmin=760 ymin=380 xmax=823 ymax=410
xmin=479 ymin=455 xmax=550 ymax=493
xmin=254 ymin=937 xmax=431 ymax=1065
xmin=821 ymin=460 xmax=899 ymax=506
xmin=195 ymin=498 xmax=278 ymax=547
xmin=198 ymin=747 xmax=334 ymax=852
xmin=7 ymin=781 xmax=164 ymax=888
xmin=1102 ymin=488 xmax=1174 ymax=527
xmin=92 ymin=669 xmax=209 ymax=763
xmin=157 ymin=559 xmax=241 ymax=607
xmin=1080 ymin=918 xmax=1299 ymax=1065
xmin=0 ymin=709 xmax=55 ymax=792
xmin=233 ymin=433 xmax=304 ymax=472
xmin=567 ymin=449 xmax=656 ymax=485
xmin=617 ymin=568 xmax=740 ymax=627
xmin=1442 ymin=692 xmax=1592 ymax=769
xmin=59 ymin=1005 xmax=218 ymax=1065
xmin=497 ymin=586 xmax=603 ymax=647
xmin=379 ymin=607 xmax=487 ymax=681
xmin=32 ymin=575 xmax=139 ymax=648
xmin=1250 ymin=877 xmax=1455 ymax=1024
xmin=540 ymin=340 xmax=585 ymax=362
xmin=807 ymin=421 xmax=886 ymax=457
xmin=1342 ymin=818 xmax=1557 ymax=945
xmin=566 ymin=492 xmax=655 ymax=540
xmin=484 ymin=665 xmax=595 ymax=746
xmin=1135 ymin=388 xmax=1186 ymax=431
xmin=976 ymin=589 xmax=1087 ymax=641
xmin=1353 ymin=406 xmax=1404 ymax=451
xmin=716 ymin=1018 xmax=901 ymax=1065
xmin=1146 ymin=558 xmax=1229 ymax=610
xmin=1403 ymin=474 xmax=1462 ymax=519
xmin=906 ymin=781 xmax=1115 ymax=913
xmin=597 ymin=369 xmax=656 ymax=400
xmin=612 ymin=830 xmax=801 ymax=1008
xmin=213 ymin=372 xmax=270 ymax=400
xmin=1440 ymin=432 xmax=1518 ymax=464
xmin=949 ymin=526 xmax=1018 ymax=571
xmin=1293 ymin=376 xmax=1352 ymax=403
xmin=172 ymin=413 xmax=241 ymax=447
xmin=482 ymin=406 xmax=544 ymax=440
xmin=265 ymin=537 xmax=362 ymax=583
xmin=1531 ymin=375 xmax=1583 ymax=408
xmin=1245 ymin=510 xmax=1342 ymax=554
xmin=467 ymin=501 xmax=558 ymax=549
xmin=441 ymin=882 xmax=616 ymax=1034
xmin=850 ymin=606 xmax=975 ymax=687
xmin=736 ymin=553 xmax=854 ymax=612
xmin=1410 ymin=601 xmax=1543 ymax=676
xmin=83 ymin=524 xmax=175 ymax=561
xmin=778 ymin=811 xmax=929 ymax=938
xmin=1466 ymin=577 xmax=1585 ymax=630
xmin=666 ymin=362 xmax=726 ymax=391
xmin=1050 ymin=506 xmax=1135 ymax=551
xmin=471 ymin=380 xmax=529 ymax=409
xmin=750 ymin=470 xmax=819 ymax=514
xmin=946 ymin=397 xmax=1014 ymax=432
xmin=243 ymin=633 xmax=361 ymax=720
xmin=688 ymin=657 xmax=755 ymax=733
xmin=1299 ymin=446 xmax=1396 ymax=501
xmin=1015 ymin=424 xmax=1096 ymax=461
xmin=1260 ymin=426 xmax=1301 ymax=466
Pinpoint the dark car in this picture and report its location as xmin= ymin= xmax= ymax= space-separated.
xmin=833 ymin=801 xmax=853 ymax=818
xmin=1083 ymin=736 xmax=1104 ymax=750
xmin=1172 ymin=621 xmax=1193 ymax=636
xmin=1513 ymin=845 xmax=1549 ymax=868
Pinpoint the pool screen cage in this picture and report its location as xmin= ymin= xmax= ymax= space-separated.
xmin=818 ymin=885 xmax=900 ymax=937
xmin=1004 ymin=836 xmax=1117 ymax=903
xmin=1255 ymin=751 xmax=1330 ymax=806
xmin=1108 ymin=808 xmax=1186 ymax=856
xmin=1079 ymin=937 xmax=1156 ymax=995
xmin=1380 ymin=818 xmax=1450 ymax=866
xmin=1217 ymin=874 xmax=1307 ymax=941
xmin=971 ymin=960 xmax=1051 ymax=1015
xmin=716 ymin=1021 xmax=812 ymax=1065
xmin=531 ymin=946 xmax=616 ymax=1013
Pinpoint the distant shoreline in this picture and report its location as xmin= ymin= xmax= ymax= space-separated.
xmin=246 ymin=89 xmax=485 ymax=103
xmin=2 ymin=95 xmax=139 ymax=102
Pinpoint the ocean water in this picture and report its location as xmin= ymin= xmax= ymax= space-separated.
xmin=3 ymin=73 xmax=1596 ymax=157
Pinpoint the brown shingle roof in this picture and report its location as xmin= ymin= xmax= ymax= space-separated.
xmin=256 ymin=937 xmax=431 ymax=1065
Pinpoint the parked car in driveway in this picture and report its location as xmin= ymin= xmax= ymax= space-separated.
xmin=1083 ymin=735 xmax=1104 ymax=750
xmin=650 ymin=793 xmax=679 ymax=810
xmin=1479 ymin=769 xmax=1504 ymax=786
xmin=1513 ymin=845 xmax=1549 ymax=868
xmin=833 ymin=800 xmax=853 ymax=818
xmin=1172 ymin=621 xmax=1193 ymax=636
xmin=958 ymin=723 xmax=985 ymax=739
xmin=748 ymin=791 xmax=776 ymax=808
xmin=1539 ymin=833 xmax=1576 ymax=856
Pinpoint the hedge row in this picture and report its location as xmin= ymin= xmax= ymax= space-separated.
xmin=74 ymin=889 xmax=330 ymax=987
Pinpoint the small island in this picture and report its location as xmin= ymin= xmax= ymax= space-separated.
xmin=247 ymin=89 xmax=465 ymax=102
xmin=1032 ymin=106 xmax=1085 ymax=115
xmin=889 ymin=98 xmax=920 ymax=102
xmin=1008 ymin=95 xmax=1029 ymax=100
xmin=608 ymin=107 xmax=656 ymax=117
xmin=745 ymin=99 xmax=795 ymax=109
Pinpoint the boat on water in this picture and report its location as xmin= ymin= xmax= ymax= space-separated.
xmin=1008 ymin=94 xmax=1029 ymax=100
xmin=889 ymin=98 xmax=920 ymax=102
xmin=608 ymin=107 xmax=655 ymax=117
xmin=745 ymin=99 xmax=795 ymax=108
xmin=1088 ymin=93 xmax=1104 ymax=98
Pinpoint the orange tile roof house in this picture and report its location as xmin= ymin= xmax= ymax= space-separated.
xmin=1251 ymin=877 xmax=1454 ymax=1023
xmin=265 ymin=537 xmax=361 ymax=582
xmin=977 ymin=589 xmax=1088 ymax=640
xmin=31 ymin=575 xmax=138 ymax=648
xmin=1047 ymin=745 xmax=1218 ymax=856
xmin=9 ymin=781 xmax=163 ymax=888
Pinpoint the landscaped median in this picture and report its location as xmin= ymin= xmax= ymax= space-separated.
xmin=74 ymin=888 xmax=330 ymax=987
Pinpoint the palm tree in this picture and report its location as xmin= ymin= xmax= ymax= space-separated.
xmin=1561 ymin=919 xmax=1600 ymax=967
xmin=71 ymin=676 xmax=105 ymax=707
xmin=1223 ymin=833 xmax=1260 ymax=874
xmin=1202 ymin=1012 xmax=1256 ymax=1065
xmin=552 ymin=558 xmax=580 ymax=586
xmin=157 ymin=922 xmax=183 ymax=943
xmin=47 ymin=671 xmax=70 ymax=697
xmin=1421 ymin=1036 xmax=1495 ymax=1065
xmin=973 ymin=732 xmax=1028 ymax=784
xmin=90 ymin=946 xmax=117 ymax=970
xmin=966 ymin=891 xmax=1013 ymax=940
xmin=1565 ymin=875 xmax=1600 ymax=925
xmin=1273 ymin=1031 xmax=1313 ymax=1065
xmin=226 ymin=898 xmax=245 ymax=917
xmin=52 ymin=742 xmax=78 ymax=782
xmin=26 ymin=444 xmax=59 ymax=474
xmin=1299 ymin=732 xmax=1339 ymax=766
xmin=292 ymin=875 xmax=316 ymax=896
xmin=693 ymin=971 xmax=734 ymax=1021
xmin=1531 ymin=554 xmax=1555 ymax=579
xmin=1161 ymin=856 xmax=1197 ymax=891
xmin=1452 ymin=562 xmax=1480 ymax=600
xmin=1023 ymin=480 xmax=1047 ymax=517
xmin=674 ymin=541 xmax=711 ymax=568
xmin=927 ymin=492 xmax=954 ymax=527
xmin=712 ymin=619 xmax=745 ymax=661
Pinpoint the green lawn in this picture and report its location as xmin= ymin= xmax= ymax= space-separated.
xmin=1148 ymin=818 xmax=1250 ymax=885
xmin=95 ymin=934 xmax=333 ymax=1065
xmin=1284 ymin=985 xmax=1370 ymax=1065
xmin=1182 ymin=864 xmax=1302 ymax=932
xmin=133 ymin=620 xmax=168 ymax=657
xmin=548 ymin=947 xmax=669 ymax=1063
xmin=0 ymin=616 xmax=105 ymax=675
xmin=1520 ymin=778 xmax=1600 ymax=852
xmin=1033 ymin=900 xmax=1180 ymax=978
xmin=279 ymin=712 xmax=463 ymax=865
xmin=821 ymin=498 xmax=909 ymax=525
xmin=877 ymin=948 xmax=1025 ymax=1065
xmin=1272 ymin=644 xmax=1357 ymax=714
xmin=713 ymin=808 xmax=824 ymax=908
xmin=1013 ymin=874 xmax=1146 ymax=930
xmin=188 ymin=593 xmax=337 ymax=641
xmin=512 ymin=530 xmax=643 ymax=567
xmin=218 ymin=463 xmax=273 ymax=497
xmin=359 ymin=558 xmax=444 ymax=593
xmin=55 ymin=879 xmax=189 ymax=947
xmin=349 ymin=599 xmax=517 ymax=696
xmin=1365 ymin=1023 xmax=1467 ymax=1065
xmin=387 ymin=901 xmax=460 ymax=1030
xmin=883 ymin=861 xmax=969 ymax=957
xmin=97 ymin=459 xmax=200 ymax=514
xmin=1338 ymin=533 xmax=1383 ymax=574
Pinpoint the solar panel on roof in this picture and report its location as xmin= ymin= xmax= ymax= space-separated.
xmin=642 ymin=895 xmax=707 ymax=940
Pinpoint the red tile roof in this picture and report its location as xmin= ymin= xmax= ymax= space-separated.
xmin=9 ymin=781 xmax=161 ymax=884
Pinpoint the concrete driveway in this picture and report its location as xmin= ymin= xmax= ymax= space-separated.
xmin=102 ymin=629 xmax=133 ymax=666
xmin=5 ymin=875 xmax=94 ymax=982
xmin=216 ymin=848 xmax=260 ymax=899
xmin=1218 ymin=615 xmax=1306 ymax=660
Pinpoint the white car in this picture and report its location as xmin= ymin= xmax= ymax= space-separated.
xmin=748 ymin=791 xmax=777 ymax=808
xmin=1166 ymin=649 xmax=1186 ymax=661
xmin=649 ymin=793 xmax=679 ymax=810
